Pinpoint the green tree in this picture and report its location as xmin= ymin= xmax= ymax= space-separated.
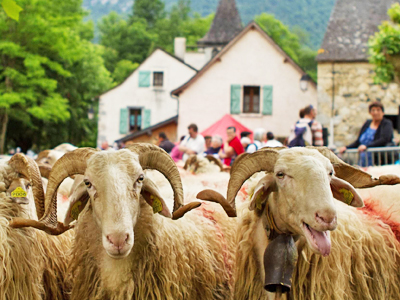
xmin=98 ymin=12 xmax=157 ymax=75
xmin=132 ymin=0 xmax=165 ymax=28
xmin=0 ymin=0 xmax=112 ymax=152
xmin=369 ymin=3 xmax=400 ymax=83
xmin=255 ymin=13 xmax=317 ymax=80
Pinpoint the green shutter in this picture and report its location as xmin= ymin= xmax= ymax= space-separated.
xmin=230 ymin=85 xmax=241 ymax=114
xmin=142 ymin=109 xmax=151 ymax=129
xmin=262 ymin=85 xmax=273 ymax=115
xmin=119 ymin=108 xmax=128 ymax=134
xmin=138 ymin=71 xmax=151 ymax=87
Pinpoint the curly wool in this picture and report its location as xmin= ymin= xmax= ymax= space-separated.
xmin=68 ymin=198 xmax=237 ymax=300
xmin=234 ymin=175 xmax=400 ymax=300
xmin=0 ymin=164 xmax=73 ymax=300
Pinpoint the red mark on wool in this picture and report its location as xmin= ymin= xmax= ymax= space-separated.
xmin=196 ymin=202 xmax=233 ymax=280
xmin=58 ymin=194 xmax=69 ymax=203
xmin=358 ymin=198 xmax=400 ymax=243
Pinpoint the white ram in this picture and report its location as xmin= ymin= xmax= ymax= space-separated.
xmin=12 ymin=144 xmax=237 ymax=300
xmin=198 ymin=147 xmax=400 ymax=300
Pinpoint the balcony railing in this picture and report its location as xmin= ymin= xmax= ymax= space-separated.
xmin=335 ymin=146 xmax=400 ymax=167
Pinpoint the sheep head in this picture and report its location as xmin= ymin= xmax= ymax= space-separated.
xmin=198 ymin=147 xmax=367 ymax=256
xmin=10 ymin=144 xmax=201 ymax=257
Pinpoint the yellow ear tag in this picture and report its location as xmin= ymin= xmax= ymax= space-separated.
xmin=255 ymin=191 xmax=264 ymax=211
xmin=152 ymin=197 xmax=163 ymax=214
xmin=70 ymin=201 xmax=82 ymax=220
xmin=339 ymin=188 xmax=354 ymax=205
xmin=11 ymin=187 xmax=27 ymax=198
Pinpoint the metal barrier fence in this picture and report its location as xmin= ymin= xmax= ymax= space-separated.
xmin=335 ymin=146 xmax=400 ymax=167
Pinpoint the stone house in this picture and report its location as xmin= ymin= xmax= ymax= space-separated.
xmin=97 ymin=48 xmax=197 ymax=147
xmin=172 ymin=21 xmax=317 ymax=139
xmin=317 ymin=0 xmax=400 ymax=147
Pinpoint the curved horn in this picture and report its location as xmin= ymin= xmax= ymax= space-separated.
xmin=8 ymin=154 xmax=45 ymax=219
xmin=126 ymin=143 xmax=200 ymax=219
xmin=309 ymin=147 xmax=400 ymax=188
xmin=227 ymin=149 xmax=279 ymax=212
xmin=205 ymin=155 xmax=223 ymax=171
xmin=183 ymin=155 xmax=197 ymax=171
xmin=10 ymin=148 xmax=97 ymax=234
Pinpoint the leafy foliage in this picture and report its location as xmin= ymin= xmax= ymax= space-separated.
xmin=1 ymin=0 xmax=22 ymax=21
xmin=369 ymin=3 xmax=400 ymax=83
xmin=0 ymin=0 xmax=112 ymax=152
xmin=84 ymin=0 xmax=336 ymax=50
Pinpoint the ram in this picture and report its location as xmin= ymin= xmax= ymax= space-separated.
xmin=198 ymin=147 xmax=400 ymax=300
xmin=1 ymin=154 xmax=71 ymax=300
xmin=183 ymin=154 xmax=224 ymax=174
xmin=12 ymin=144 xmax=236 ymax=300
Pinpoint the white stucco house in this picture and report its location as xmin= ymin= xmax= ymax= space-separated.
xmin=171 ymin=21 xmax=318 ymax=139
xmin=97 ymin=48 xmax=197 ymax=147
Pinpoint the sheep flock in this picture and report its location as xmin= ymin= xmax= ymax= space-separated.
xmin=2 ymin=144 xmax=400 ymax=299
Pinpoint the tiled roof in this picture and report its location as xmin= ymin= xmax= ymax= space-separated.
xmin=197 ymin=0 xmax=243 ymax=46
xmin=317 ymin=0 xmax=396 ymax=62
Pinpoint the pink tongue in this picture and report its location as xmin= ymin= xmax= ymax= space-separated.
xmin=309 ymin=227 xmax=331 ymax=256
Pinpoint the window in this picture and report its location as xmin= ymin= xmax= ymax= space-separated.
xmin=243 ymin=86 xmax=260 ymax=113
xmin=153 ymin=72 xmax=164 ymax=87
xmin=129 ymin=109 xmax=142 ymax=132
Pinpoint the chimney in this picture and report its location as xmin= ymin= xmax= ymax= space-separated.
xmin=174 ymin=37 xmax=186 ymax=61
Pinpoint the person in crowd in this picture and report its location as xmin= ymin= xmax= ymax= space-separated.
xmin=205 ymin=135 xmax=223 ymax=155
xmin=288 ymin=105 xmax=323 ymax=147
xmin=178 ymin=123 xmax=205 ymax=162
xmin=240 ymin=131 xmax=252 ymax=139
xmin=241 ymin=137 xmax=258 ymax=153
xmin=158 ymin=132 xmax=175 ymax=153
xmin=170 ymin=136 xmax=185 ymax=162
xmin=264 ymin=131 xmax=283 ymax=147
xmin=338 ymin=102 xmax=394 ymax=166
xmin=253 ymin=128 xmax=266 ymax=149
xmin=204 ymin=136 xmax=212 ymax=152
xmin=101 ymin=141 xmax=110 ymax=150
xmin=218 ymin=126 xmax=244 ymax=166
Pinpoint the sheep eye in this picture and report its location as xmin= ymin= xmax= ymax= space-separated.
xmin=276 ymin=172 xmax=285 ymax=178
xmin=137 ymin=174 xmax=144 ymax=183
xmin=329 ymin=170 xmax=334 ymax=176
xmin=84 ymin=181 xmax=92 ymax=189
xmin=26 ymin=182 xmax=32 ymax=188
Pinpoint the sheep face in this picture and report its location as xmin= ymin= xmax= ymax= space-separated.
xmin=83 ymin=150 xmax=144 ymax=259
xmin=251 ymin=150 xmax=339 ymax=256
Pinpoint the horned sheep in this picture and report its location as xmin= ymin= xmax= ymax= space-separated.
xmin=12 ymin=144 xmax=237 ymax=300
xmin=0 ymin=154 xmax=72 ymax=300
xmin=198 ymin=147 xmax=400 ymax=300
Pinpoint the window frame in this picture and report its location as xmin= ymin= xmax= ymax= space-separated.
xmin=153 ymin=71 xmax=164 ymax=87
xmin=128 ymin=108 xmax=142 ymax=132
xmin=242 ymin=85 xmax=261 ymax=114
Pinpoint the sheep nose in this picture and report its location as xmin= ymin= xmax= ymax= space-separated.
xmin=316 ymin=210 xmax=337 ymax=228
xmin=106 ymin=233 xmax=129 ymax=250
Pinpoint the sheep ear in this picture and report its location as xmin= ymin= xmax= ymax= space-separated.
xmin=141 ymin=177 xmax=172 ymax=218
xmin=330 ymin=176 xmax=364 ymax=207
xmin=64 ymin=181 xmax=90 ymax=226
xmin=249 ymin=174 xmax=277 ymax=212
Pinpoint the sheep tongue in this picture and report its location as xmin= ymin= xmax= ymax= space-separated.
xmin=309 ymin=227 xmax=331 ymax=256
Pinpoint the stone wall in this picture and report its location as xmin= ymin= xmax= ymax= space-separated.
xmin=317 ymin=62 xmax=400 ymax=147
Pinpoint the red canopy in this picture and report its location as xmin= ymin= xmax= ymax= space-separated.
xmin=201 ymin=114 xmax=253 ymax=141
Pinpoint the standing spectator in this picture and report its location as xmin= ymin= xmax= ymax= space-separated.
xmin=240 ymin=131 xmax=252 ymax=139
xmin=158 ymin=132 xmax=175 ymax=153
xmin=253 ymin=128 xmax=266 ymax=149
xmin=219 ymin=126 xmax=244 ymax=166
xmin=204 ymin=136 xmax=212 ymax=152
xmin=205 ymin=135 xmax=223 ymax=155
xmin=170 ymin=136 xmax=185 ymax=162
xmin=338 ymin=102 xmax=394 ymax=166
xmin=288 ymin=105 xmax=323 ymax=147
xmin=264 ymin=132 xmax=283 ymax=147
xmin=241 ymin=137 xmax=258 ymax=153
xmin=179 ymin=124 xmax=205 ymax=162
